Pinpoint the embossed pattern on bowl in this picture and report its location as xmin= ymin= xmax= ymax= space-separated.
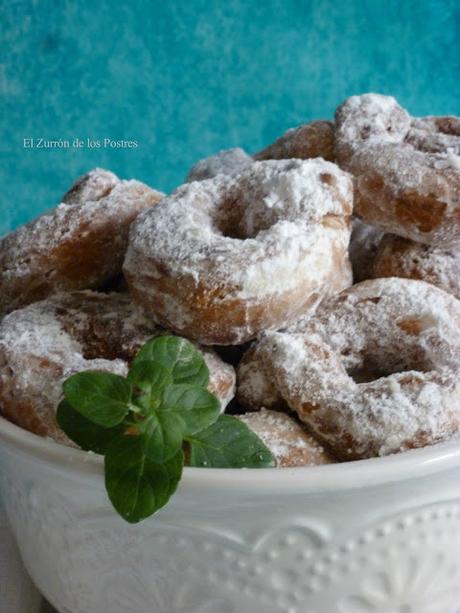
xmin=0 ymin=415 xmax=459 ymax=613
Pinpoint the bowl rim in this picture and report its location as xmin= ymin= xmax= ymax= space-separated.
xmin=1 ymin=415 xmax=460 ymax=494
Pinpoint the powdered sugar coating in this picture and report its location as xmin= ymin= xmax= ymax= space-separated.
xmin=238 ymin=409 xmax=335 ymax=467
xmin=335 ymin=94 xmax=411 ymax=150
xmin=185 ymin=148 xmax=254 ymax=182
xmin=236 ymin=344 xmax=286 ymax=411
xmin=406 ymin=117 xmax=460 ymax=156
xmin=256 ymin=278 xmax=460 ymax=460
xmin=0 ymin=291 xmax=235 ymax=444
xmin=125 ymin=159 xmax=353 ymax=345
xmin=200 ymin=349 xmax=236 ymax=410
xmin=237 ymin=284 xmax=349 ymax=412
xmin=0 ymin=168 xmax=164 ymax=316
xmin=335 ymin=94 xmax=460 ymax=247
xmin=62 ymin=167 xmax=119 ymax=204
xmin=236 ymin=293 xmax=346 ymax=413
xmin=372 ymin=234 xmax=460 ymax=300
xmin=254 ymin=120 xmax=335 ymax=162
xmin=236 ymin=295 xmax=338 ymax=413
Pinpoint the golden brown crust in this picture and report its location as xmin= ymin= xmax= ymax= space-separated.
xmin=0 ymin=169 xmax=163 ymax=316
xmin=335 ymin=94 xmax=460 ymax=247
xmin=372 ymin=234 xmax=460 ymax=300
xmin=124 ymin=160 xmax=353 ymax=345
xmin=254 ymin=120 xmax=335 ymax=162
xmin=127 ymin=258 xmax=349 ymax=346
xmin=256 ymin=279 xmax=460 ymax=460
xmin=238 ymin=409 xmax=336 ymax=467
xmin=0 ymin=291 xmax=235 ymax=444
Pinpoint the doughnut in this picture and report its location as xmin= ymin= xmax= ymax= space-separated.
xmin=0 ymin=168 xmax=164 ymax=316
xmin=237 ymin=409 xmax=335 ymax=467
xmin=124 ymin=159 xmax=353 ymax=345
xmin=372 ymin=234 xmax=460 ymax=300
xmin=254 ymin=120 xmax=335 ymax=162
xmin=335 ymin=93 xmax=460 ymax=247
xmin=0 ymin=291 xmax=235 ymax=444
xmin=254 ymin=278 xmax=460 ymax=460
xmin=349 ymin=218 xmax=384 ymax=282
xmin=186 ymin=148 xmax=253 ymax=182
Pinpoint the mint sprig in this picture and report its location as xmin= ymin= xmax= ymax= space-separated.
xmin=57 ymin=336 xmax=275 ymax=523
xmin=186 ymin=414 xmax=275 ymax=468
xmin=63 ymin=372 xmax=133 ymax=427
xmin=56 ymin=400 xmax=125 ymax=454
xmin=104 ymin=436 xmax=183 ymax=523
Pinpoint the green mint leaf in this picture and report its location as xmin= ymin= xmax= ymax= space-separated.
xmin=105 ymin=434 xmax=183 ymax=523
xmin=56 ymin=400 xmax=125 ymax=454
xmin=142 ymin=411 xmax=185 ymax=463
xmin=161 ymin=384 xmax=220 ymax=436
xmin=63 ymin=371 xmax=132 ymax=427
xmin=132 ymin=336 xmax=209 ymax=386
xmin=127 ymin=360 xmax=172 ymax=408
xmin=186 ymin=414 xmax=275 ymax=468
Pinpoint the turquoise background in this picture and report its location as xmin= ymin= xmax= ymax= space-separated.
xmin=1 ymin=0 xmax=459 ymax=234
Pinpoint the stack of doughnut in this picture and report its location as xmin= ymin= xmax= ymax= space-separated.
xmin=1 ymin=93 xmax=459 ymax=466
xmin=336 ymin=94 xmax=460 ymax=294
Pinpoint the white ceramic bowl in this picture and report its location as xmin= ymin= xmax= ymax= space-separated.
xmin=0 ymin=414 xmax=460 ymax=613
xmin=0 ymin=494 xmax=42 ymax=613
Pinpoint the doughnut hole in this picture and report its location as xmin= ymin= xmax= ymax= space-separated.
xmin=347 ymin=358 xmax=431 ymax=385
xmin=215 ymin=166 xmax=301 ymax=239
xmin=339 ymin=313 xmax=438 ymax=385
xmin=211 ymin=192 xmax=263 ymax=240
xmin=211 ymin=160 xmax=351 ymax=241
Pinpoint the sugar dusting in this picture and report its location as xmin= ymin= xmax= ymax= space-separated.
xmin=0 ymin=291 xmax=235 ymax=443
xmin=0 ymin=168 xmax=164 ymax=315
xmin=237 ymin=408 xmax=334 ymax=467
xmin=62 ymin=167 xmax=119 ymax=204
xmin=335 ymin=93 xmax=411 ymax=147
xmin=185 ymin=148 xmax=253 ymax=182
xmin=127 ymin=159 xmax=352 ymax=297
xmin=124 ymin=159 xmax=353 ymax=343
xmin=335 ymin=94 xmax=460 ymax=247
xmin=407 ymin=117 xmax=460 ymax=157
xmin=256 ymin=278 xmax=460 ymax=459
xmin=237 ymin=344 xmax=285 ymax=411
xmin=373 ymin=235 xmax=460 ymax=300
